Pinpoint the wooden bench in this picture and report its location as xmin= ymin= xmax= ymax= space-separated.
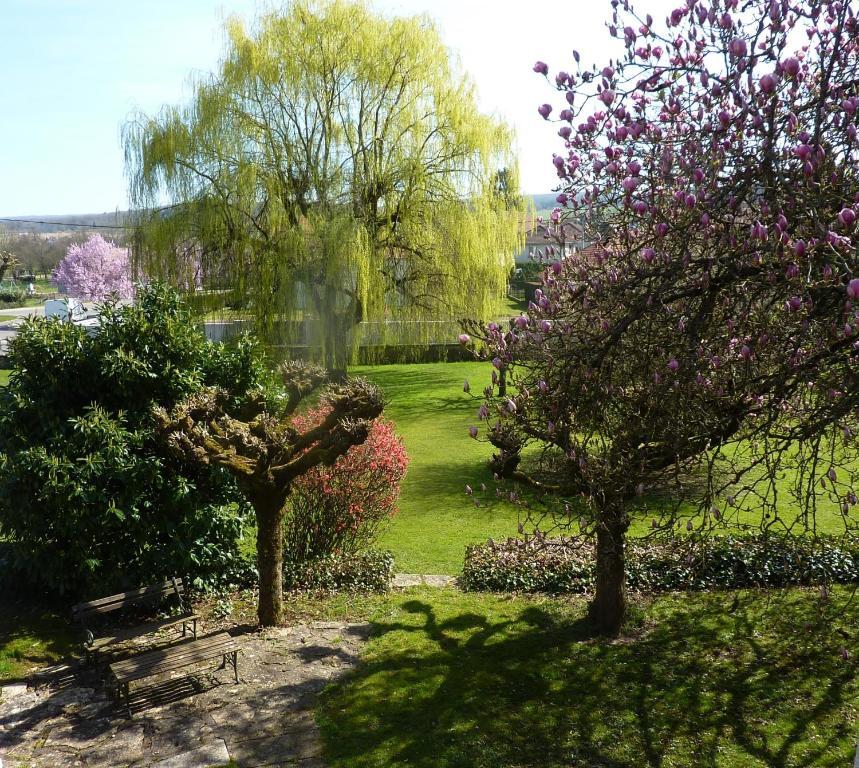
xmin=109 ymin=631 xmax=239 ymax=712
xmin=71 ymin=577 xmax=198 ymax=662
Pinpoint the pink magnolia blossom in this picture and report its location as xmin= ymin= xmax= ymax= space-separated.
xmin=759 ymin=73 xmax=777 ymax=93
xmin=782 ymin=56 xmax=801 ymax=77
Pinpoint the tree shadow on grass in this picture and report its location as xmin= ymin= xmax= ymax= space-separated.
xmin=318 ymin=590 xmax=858 ymax=768
xmin=0 ymin=596 xmax=79 ymax=685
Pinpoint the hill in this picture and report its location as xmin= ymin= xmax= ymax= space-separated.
xmin=0 ymin=211 xmax=130 ymax=235
xmin=2 ymin=197 xmax=558 ymax=235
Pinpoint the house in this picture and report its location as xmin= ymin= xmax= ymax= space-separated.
xmin=514 ymin=216 xmax=590 ymax=266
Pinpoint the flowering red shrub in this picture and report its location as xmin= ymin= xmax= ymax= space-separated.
xmin=286 ymin=408 xmax=408 ymax=562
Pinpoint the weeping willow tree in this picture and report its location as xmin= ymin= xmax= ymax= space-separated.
xmin=124 ymin=0 xmax=523 ymax=370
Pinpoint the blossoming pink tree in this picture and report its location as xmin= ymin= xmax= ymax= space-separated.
xmin=463 ymin=0 xmax=859 ymax=633
xmin=53 ymin=234 xmax=134 ymax=300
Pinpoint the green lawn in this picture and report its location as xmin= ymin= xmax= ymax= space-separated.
xmin=355 ymin=362 xmax=522 ymax=574
xmin=0 ymin=349 xmax=856 ymax=765
xmin=355 ymin=361 xmax=852 ymax=574
xmin=2 ymin=357 xmax=850 ymax=574
xmin=0 ymin=594 xmax=77 ymax=681
xmin=318 ymin=586 xmax=859 ymax=768
xmin=0 ymin=369 xmax=10 ymax=386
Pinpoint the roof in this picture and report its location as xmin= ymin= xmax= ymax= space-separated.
xmin=520 ymin=215 xmax=586 ymax=245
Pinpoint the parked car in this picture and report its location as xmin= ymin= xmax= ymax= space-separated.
xmin=44 ymin=298 xmax=100 ymax=333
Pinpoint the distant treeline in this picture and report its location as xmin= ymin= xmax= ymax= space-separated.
xmin=0 ymin=194 xmax=556 ymax=279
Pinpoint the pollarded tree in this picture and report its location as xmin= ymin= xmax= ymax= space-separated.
xmin=52 ymin=234 xmax=133 ymax=301
xmin=154 ymin=362 xmax=384 ymax=626
xmin=124 ymin=0 xmax=522 ymax=372
xmin=464 ymin=0 xmax=859 ymax=633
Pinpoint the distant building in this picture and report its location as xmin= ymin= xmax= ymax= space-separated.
xmin=514 ymin=216 xmax=590 ymax=266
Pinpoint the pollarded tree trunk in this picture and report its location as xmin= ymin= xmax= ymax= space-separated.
xmin=254 ymin=495 xmax=288 ymax=627
xmin=154 ymin=366 xmax=384 ymax=629
xmin=587 ymin=506 xmax=629 ymax=635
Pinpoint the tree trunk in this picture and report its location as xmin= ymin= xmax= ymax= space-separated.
xmin=498 ymin=368 xmax=507 ymax=397
xmin=587 ymin=507 xmax=629 ymax=635
xmin=255 ymin=498 xmax=287 ymax=627
xmin=313 ymin=289 xmax=354 ymax=379
xmin=326 ymin=324 xmax=351 ymax=381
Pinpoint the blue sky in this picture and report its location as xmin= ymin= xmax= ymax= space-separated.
xmin=0 ymin=0 xmax=672 ymax=215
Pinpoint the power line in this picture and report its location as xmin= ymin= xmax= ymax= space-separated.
xmin=0 ymin=217 xmax=133 ymax=230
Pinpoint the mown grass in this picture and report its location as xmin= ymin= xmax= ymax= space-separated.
xmin=0 ymin=594 xmax=77 ymax=682
xmin=318 ymin=585 xmax=859 ymax=768
xmin=356 ymin=361 xmax=853 ymax=574
xmin=0 ymin=369 xmax=10 ymax=386
xmin=1 ymin=356 xmax=851 ymax=575
xmin=354 ymin=362 xmax=522 ymax=574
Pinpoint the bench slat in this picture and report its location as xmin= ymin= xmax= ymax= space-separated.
xmin=72 ymin=579 xmax=183 ymax=618
xmin=113 ymin=639 xmax=236 ymax=678
xmin=110 ymin=633 xmax=237 ymax=683
xmin=90 ymin=613 xmax=199 ymax=651
xmin=113 ymin=635 xmax=236 ymax=672
xmin=110 ymin=633 xmax=234 ymax=670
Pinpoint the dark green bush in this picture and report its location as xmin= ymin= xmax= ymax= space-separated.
xmin=461 ymin=534 xmax=859 ymax=594
xmin=283 ymin=550 xmax=394 ymax=593
xmin=0 ymin=285 xmax=267 ymax=597
xmin=0 ymin=287 xmax=26 ymax=305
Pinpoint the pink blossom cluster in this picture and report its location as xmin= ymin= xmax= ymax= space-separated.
xmin=52 ymin=234 xmax=134 ymax=301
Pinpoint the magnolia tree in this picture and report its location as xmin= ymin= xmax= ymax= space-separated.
xmin=462 ymin=0 xmax=859 ymax=633
xmin=53 ymin=234 xmax=133 ymax=300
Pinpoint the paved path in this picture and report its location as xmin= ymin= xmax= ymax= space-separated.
xmin=392 ymin=574 xmax=456 ymax=588
xmin=0 ymin=621 xmax=371 ymax=768
xmin=0 ymin=306 xmax=44 ymax=318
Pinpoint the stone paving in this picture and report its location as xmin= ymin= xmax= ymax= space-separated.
xmin=0 ymin=621 xmax=371 ymax=768
xmin=391 ymin=574 xmax=456 ymax=588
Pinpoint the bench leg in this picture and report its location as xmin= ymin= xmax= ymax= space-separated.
xmin=182 ymin=619 xmax=197 ymax=640
xmin=223 ymin=651 xmax=238 ymax=684
xmin=181 ymin=618 xmax=198 ymax=639
xmin=112 ymin=677 xmax=131 ymax=716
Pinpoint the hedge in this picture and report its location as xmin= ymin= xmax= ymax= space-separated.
xmin=283 ymin=550 xmax=394 ymax=593
xmin=461 ymin=533 xmax=859 ymax=594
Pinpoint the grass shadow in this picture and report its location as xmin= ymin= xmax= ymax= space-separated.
xmin=318 ymin=588 xmax=858 ymax=767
